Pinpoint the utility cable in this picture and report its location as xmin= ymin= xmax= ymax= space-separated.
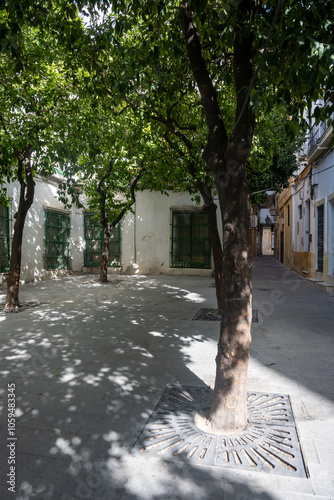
xmin=250 ymin=163 xmax=334 ymax=195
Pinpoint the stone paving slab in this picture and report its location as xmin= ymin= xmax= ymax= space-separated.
xmin=0 ymin=256 xmax=333 ymax=499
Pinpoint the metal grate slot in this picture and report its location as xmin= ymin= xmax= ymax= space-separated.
xmin=132 ymin=385 xmax=307 ymax=477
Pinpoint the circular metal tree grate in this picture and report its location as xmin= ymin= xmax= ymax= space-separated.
xmin=132 ymin=385 xmax=307 ymax=477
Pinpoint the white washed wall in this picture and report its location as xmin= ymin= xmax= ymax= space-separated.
xmin=122 ymin=190 xmax=218 ymax=276
xmin=4 ymin=176 xmax=85 ymax=283
xmin=1 ymin=182 xmax=219 ymax=285
xmin=312 ymin=149 xmax=334 ymax=281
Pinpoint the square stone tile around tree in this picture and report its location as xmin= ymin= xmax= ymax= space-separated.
xmin=276 ymin=476 xmax=314 ymax=496
xmin=311 ymin=478 xmax=334 ymax=498
xmin=298 ymin=396 xmax=334 ymax=421
xmin=313 ymin=439 xmax=334 ymax=468
xmin=221 ymin=471 xmax=280 ymax=500
xmin=297 ymin=438 xmax=320 ymax=467
xmin=297 ymin=420 xmax=334 ymax=443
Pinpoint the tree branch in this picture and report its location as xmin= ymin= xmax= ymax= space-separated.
xmin=97 ymin=158 xmax=114 ymax=229
xmin=151 ymin=112 xmax=195 ymax=152
xmin=97 ymin=158 xmax=114 ymax=195
xmin=182 ymin=2 xmax=228 ymax=158
xmin=232 ymin=0 xmax=283 ymax=139
xmin=109 ymin=168 xmax=145 ymax=229
xmin=159 ymin=127 xmax=213 ymax=206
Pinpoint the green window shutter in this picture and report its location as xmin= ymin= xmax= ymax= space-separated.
xmin=0 ymin=203 xmax=11 ymax=272
xmin=45 ymin=210 xmax=71 ymax=270
xmin=170 ymin=211 xmax=211 ymax=269
xmin=84 ymin=214 xmax=121 ymax=267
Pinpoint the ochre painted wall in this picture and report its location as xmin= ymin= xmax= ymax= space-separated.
xmin=293 ymin=252 xmax=311 ymax=276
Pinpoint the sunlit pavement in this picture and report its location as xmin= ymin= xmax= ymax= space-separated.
xmin=0 ymin=256 xmax=333 ymax=499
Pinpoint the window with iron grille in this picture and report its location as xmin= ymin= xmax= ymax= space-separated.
xmin=0 ymin=203 xmax=11 ymax=272
xmin=84 ymin=214 xmax=121 ymax=267
xmin=170 ymin=211 xmax=211 ymax=268
xmin=45 ymin=210 xmax=71 ymax=270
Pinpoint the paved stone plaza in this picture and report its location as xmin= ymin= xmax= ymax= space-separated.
xmin=0 ymin=256 xmax=333 ymax=499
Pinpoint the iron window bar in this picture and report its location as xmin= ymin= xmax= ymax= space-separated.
xmin=170 ymin=210 xmax=211 ymax=269
xmin=84 ymin=214 xmax=121 ymax=267
xmin=44 ymin=209 xmax=71 ymax=270
xmin=0 ymin=203 xmax=11 ymax=273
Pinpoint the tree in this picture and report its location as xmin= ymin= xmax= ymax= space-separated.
xmin=83 ymin=7 xmax=299 ymax=315
xmin=106 ymin=0 xmax=334 ymax=433
xmin=78 ymin=3 xmax=302 ymax=317
xmin=67 ymin=105 xmax=148 ymax=284
xmin=149 ymin=93 xmax=300 ymax=313
xmin=0 ymin=7 xmax=83 ymax=310
xmin=55 ymin=76 xmax=178 ymax=283
xmin=59 ymin=20 xmax=216 ymax=285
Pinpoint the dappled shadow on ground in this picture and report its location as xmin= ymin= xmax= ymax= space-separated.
xmin=3 ymin=260 xmax=332 ymax=499
xmin=0 ymin=274 xmax=276 ymax=499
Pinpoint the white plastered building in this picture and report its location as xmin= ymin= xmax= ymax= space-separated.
xmin=1 ymin=177 xmax=218 ymax=288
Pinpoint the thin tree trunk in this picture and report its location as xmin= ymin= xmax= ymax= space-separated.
xmin=5 ymin=149 xmax=34 ymax=311
xmin=100 ymin=225 xmax=110 ymax=283
xmin=97 ymin=161 xmax=112 ymax=284
xmin=97 ymin=160 xmax=145 ymax=283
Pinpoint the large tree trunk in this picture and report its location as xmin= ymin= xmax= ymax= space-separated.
xmin=183 ymin=0 xmax=255 ymax=433
xmin=208 ymin=172 xmax=252 ymax=433
xmin=5 ymin=149 xmax=34 ymax=311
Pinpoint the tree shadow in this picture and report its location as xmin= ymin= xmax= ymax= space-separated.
xmin=0 ymin=272 xmax=295 ymax=499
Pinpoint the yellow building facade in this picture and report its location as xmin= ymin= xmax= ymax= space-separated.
xmin=274 ymin=110 xmax=334 ymax=293
xmin=276 ymin=182 xmax=293 ymax=269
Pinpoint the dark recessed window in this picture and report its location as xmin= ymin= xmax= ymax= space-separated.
xmin=84 ymin=214 xmax=121 ymax=267
xmin=170 ymin=211 xmax=211 ymax=269
xmin=0 ymin=203 xmax=11 ymax=272
xmin=45 ymin=210 xmax=71 ymax=270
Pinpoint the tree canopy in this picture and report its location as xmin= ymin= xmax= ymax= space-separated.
xmin=1 ymin=0 xmax=333 ymax=428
